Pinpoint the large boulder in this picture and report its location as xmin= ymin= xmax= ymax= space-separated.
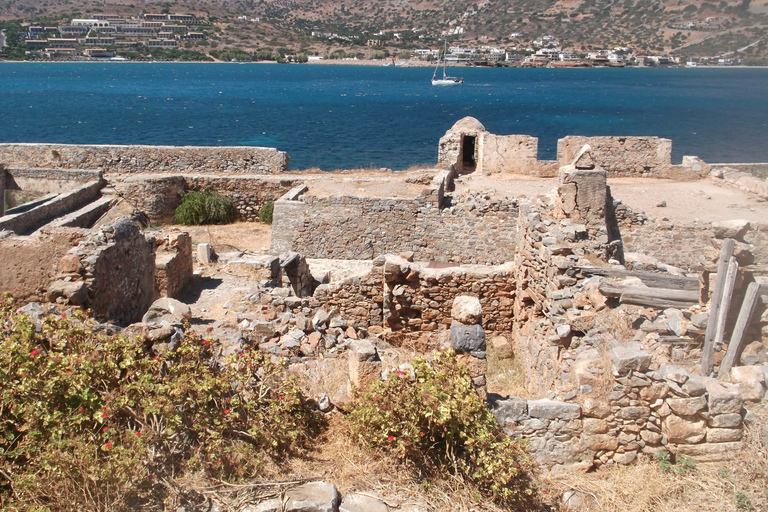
xmin=142 ymin=297 xmax=191 ymax=326
xmin=284 ymin=481 xmax=341 ymax=512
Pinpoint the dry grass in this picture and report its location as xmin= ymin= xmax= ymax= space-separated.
xmin=486 ymin=343 xmax=530 ymax=398
xmin=546 ymin=408 xmax=768 ymax=512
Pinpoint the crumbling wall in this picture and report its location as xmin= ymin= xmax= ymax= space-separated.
xmin=113 ymin=174 xmax=299 ymax=224
xmin=0 ymin=144 xmax=289 ymax=174
xmin=270 ymin=184 xmax=519 ymax=265
xmin=153 ymin=232 xmax=193 ymax=299
xmin=48 ymin=218 xmax=156 ymax=325
xmin=556 ymin=136 xmax=673 ymax=177
xmin=311 ymin=255 xmax=516 ymax=332
xmin=477 ymin=134 xmax=543 ymax=175
xmin=0 ymin=228 xmax=88 ymax=302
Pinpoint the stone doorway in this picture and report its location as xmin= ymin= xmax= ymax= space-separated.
xmin=462 ymin=135 xmax=476 ymax=170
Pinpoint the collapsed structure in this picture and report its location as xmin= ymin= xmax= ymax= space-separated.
xmin=1 ymin=119 xmax=767 ymax=473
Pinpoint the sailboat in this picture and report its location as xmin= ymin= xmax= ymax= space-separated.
xmin=431 ymin=41 xmax=464 ymax=86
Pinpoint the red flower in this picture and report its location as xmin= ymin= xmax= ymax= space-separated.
xmin=105 ymin=442 xmax=112 ymax=449
xmin=223 ymin=409 xmax=231 ymax=414
xmin=136 ymin=432 xmax=141 ymax=437
xmin=387 ymin=436 xmax=395 ymax=442
xmin=60 ymin=314 xmax=66 ymax=318
xmin=102 ymin=413 xmax=108 ymax=418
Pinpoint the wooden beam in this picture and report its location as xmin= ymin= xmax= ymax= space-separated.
xmin=702 ymin=239 xmax=735 ymax=377
xmin=575 ymin=266 xmax=700 ymax=291
xmin=599 ymin=282 xmax=700 ymax=303
xmin=718 ymin=282 xmax=761 ymax=379
xmin=618 ymin=293 xmax=698 ymax=310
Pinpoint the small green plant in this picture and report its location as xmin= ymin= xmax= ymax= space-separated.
xmin=655 ymin=451 xmax=696 ymax=474
xmin=51 ymin=149 xmax=60 ymax=159
xmin=258 ymin=200 xmax=274 ymax=224
xmin=736 ymin=491 xmax=754 ymax=510
xmin=347 ymin=350 xmax=539 ymax=508
xmin=655 ymin=450 xmax=674 ymax=472
xmin=173 ymin=188 xmax=237 ymax=225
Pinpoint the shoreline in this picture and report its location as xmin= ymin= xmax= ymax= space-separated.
xmin=1 ymin=59 xmax=768 ymax=69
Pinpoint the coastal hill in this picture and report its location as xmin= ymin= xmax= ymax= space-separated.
xmin=0 ymin=0 xmax=766 ymax=60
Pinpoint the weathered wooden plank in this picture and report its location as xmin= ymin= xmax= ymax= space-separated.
xmin=702 ymin=239 xmax=735 ymax=377
xmin=713 ymin=257 xmax=739 ymax=350
xmin=618 ymin=293 xmax=697 ymax=310
xmin=718 ymin=282 xmax=761 ymax=379
xmin=599 ymin=282 xmax=700 ymax=303
xmin=574 ymin=266 xmax=700 ymax=291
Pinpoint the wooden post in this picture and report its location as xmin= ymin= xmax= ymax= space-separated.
xmin=701 ymin=239 xmax=735 ymax=377
xmin=718 ymin=282 xmax=760 ymax=379
xmin=713 ymin=257 xmax=739 ymax=349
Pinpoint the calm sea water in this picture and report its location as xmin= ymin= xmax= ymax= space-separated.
xmin=0 ymin=63 xmax=766 ymax=170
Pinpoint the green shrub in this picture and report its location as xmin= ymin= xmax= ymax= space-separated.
xmin=347 ymin=350 xmax=540 ymax=508
xmin=0 ymin=294 xmax=322 ymax=510
xmin=258 ymin=200 xmax=274 ymax=224
xmin=173 ymin=189 xmax=237 ymax=225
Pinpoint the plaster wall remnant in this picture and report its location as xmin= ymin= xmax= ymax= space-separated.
xmin=0 ymin=228 xmax=89 ymax=302
xmin=0 ymin=180 xmax=106 ymax=235
xmin=3 ymin=168 xmax=103 ymax=209
xmin=437 ymin=117 xmax=685 ymax=178
xmin=476 ymin=133 xmax=543 ymax=175
xmin=437 ymin=117 xmax=487 ymax=174
xmin=557 ymin=135 xmax=673 ymax=177
xmin=0 ymin=143 xmax=289 ymax=174
xmin=0 ymin=164 xmax=6 ymax=216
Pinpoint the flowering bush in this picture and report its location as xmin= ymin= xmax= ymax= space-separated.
xmin=347 ymin=350 xmax=540 ymax=508
xmin=0 ymin=294 xmax=321 ymax=510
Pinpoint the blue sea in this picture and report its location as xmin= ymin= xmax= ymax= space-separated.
xmin=0 ymin=63 xmax=766 ymax=170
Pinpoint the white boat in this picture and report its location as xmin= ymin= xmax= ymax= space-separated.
xmin=432 ymin=41 xmax=463 ymax=86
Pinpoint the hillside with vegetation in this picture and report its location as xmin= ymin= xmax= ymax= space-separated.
xmin=0 ymin=0 xmax=766 ymax=62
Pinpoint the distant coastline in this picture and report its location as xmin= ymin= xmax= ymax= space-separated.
xmin=2 ymin=58 xmax=767 ymax=69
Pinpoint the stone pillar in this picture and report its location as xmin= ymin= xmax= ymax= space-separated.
xmin=348 ymin=339 xmax=381 ymax=391
xmin=557 ymin=145 xmax=607 ymax=222
xmin=449 ymin=295 xmax=488 ymax=399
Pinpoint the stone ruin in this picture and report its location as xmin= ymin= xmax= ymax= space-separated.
xmin=1 ymin=122 xmax=768 ymax=478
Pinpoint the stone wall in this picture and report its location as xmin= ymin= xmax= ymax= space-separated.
xmin=0 ymin=180 xmax=105 ymax=235
xmin=0 ymin=228 xmax=88 ymax=302
xmin=477 ymin=134 xmax=544 ymax=176
xmin=48 ymin=217 xmax=156 ymax=325
xmin=270 ymin=180 xmax=519 ymax=265
xmin=0 ymin=143 xmax=289 ymax=175
xmin=556 ymin=136 xmax=673 ymax=177
xmin=112 ymin=174 xmax=299 ymax=224
xmin=309 ymin=256 xmax=516 ymax=332
xmin=491 ymin=356 xmax=754 ymax=473
xmin=186 ymin=175 xmax=301 ymax=223
xmin=153 ymin=232 xmax=193 ymax=299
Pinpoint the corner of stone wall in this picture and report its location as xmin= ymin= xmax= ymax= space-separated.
xmin=152 ymin=231 xmax=193 ymax=299
xmin=47 ymin=217 xmax=156 ymax=325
